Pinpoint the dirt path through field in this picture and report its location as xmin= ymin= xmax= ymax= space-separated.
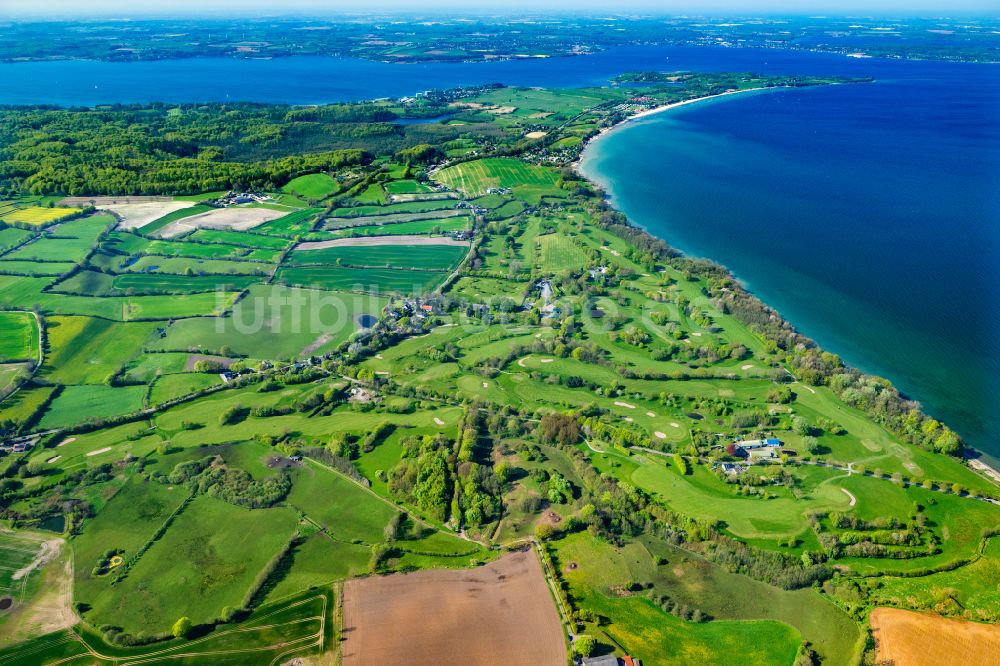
xmin=871 ymin=607 xmax=1000 ymax=666
xmin=341 ymin=550 xmax=564 ymax=666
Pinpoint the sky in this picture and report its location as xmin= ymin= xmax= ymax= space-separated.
xmin=2 ymin=1 xmax=997 ymax=17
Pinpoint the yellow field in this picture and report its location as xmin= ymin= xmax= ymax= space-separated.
xmin=871 ymin=607 xmax=1000 ymax=666
xmin=1 ymin=206 xmax=83 ymax=226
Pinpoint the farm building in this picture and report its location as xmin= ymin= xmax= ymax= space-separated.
xmin=583 ymin=656 xmax=620 ymax=666
xmin=748 ymin=446 xmax=780 ymax=462
xmin=715 ymin=462 xmax=746 ymax=476
xmin=582 ymin=655 xmax=640 ymax=666
xmin=736 ymin=438 xmax=782 ymax=449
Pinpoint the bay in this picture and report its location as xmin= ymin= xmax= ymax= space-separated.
xmin=580 ymin=63 xmax=1000 ymax=459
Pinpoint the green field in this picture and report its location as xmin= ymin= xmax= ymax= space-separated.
xmin=384 ymin=179 xmax=432 ymax=194
xmin=537 ymin=233 xmax=588 ymax=271
xmin=434 ymin=157 xmax=563 ymax=202
xmin=253 ymin=207 xmax=322 ymax=236
xmin=322 ymin=215 xmax=470 ymax=238
xmin=3 ymin=215 xmax=112 ymax=263
xmin=0 ymin=311 xmax=38 ymax=361
xmin=121 ymin=255 xmax=272 ymax=275
xmin=555 ymin=535 xmax=802 ymax=666
xmin=283 ymin=173 xmax=337 ymax=199
xmin=0 ymin=275 xmax=240 ymax=320
xmin=151 ymin=284 xmax=385 ymax=360
xmin=286 ymin=243 xmax=467 ymax=270
xmin=0 ymin=227 xmax=33 ymax=252
xmin=37 ymin=384 xmax=147 ymax=428
xmin=276 ymin=265 xmax=448 ymax=294
xmin=43 ymin=316 xmax=157 ymax=384
xmin=288 ymin=459 xmax=398 ymax=543
xmin=189 ymin=229 xmax=292 ymax=249
xmin=82 ymin=494 xmax=298 ymax=634
xmin=330 ymin=199 xmax=458 ymax=218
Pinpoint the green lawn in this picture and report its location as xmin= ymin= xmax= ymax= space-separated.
xmin=631 ymin=459 xmax=850 ymax=540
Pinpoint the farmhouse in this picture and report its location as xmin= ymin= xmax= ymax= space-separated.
xmin=715 ymin=462 xmax=746 ymax=476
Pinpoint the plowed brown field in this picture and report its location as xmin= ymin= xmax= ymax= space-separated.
xmin=342 ymin=550 xmax=565 ymax=666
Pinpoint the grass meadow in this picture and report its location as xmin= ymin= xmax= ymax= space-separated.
xmin=276 ymin=266 xmax=448 ymax=294
xmin=282 ymin=174 xmax=337 ymax=199
xmin=0 ymin=311 xmax=38 ymax=361
xmin=151 ymin=284 xmax=384 ymax=359
xmin=286 ymin=243 xmax=467 ymax=270
xmin=82 ymin=495 xmax=298 ymax=634
xmin=38 ymin=384 xmax=147 ymax=429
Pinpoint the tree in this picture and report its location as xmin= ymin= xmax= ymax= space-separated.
xmin=172 ymin=616 xmax=192 ymax=639
xmin=538 ymin=413 xmax=581 ymax=445
xmin=574 ymin=636 xmax=596 ymax=657
xmin=792 ymin=416 xmax=811 ymax=436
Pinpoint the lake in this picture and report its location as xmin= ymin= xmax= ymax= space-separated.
xmin=2 ymin=46 xmax=998 ymax=457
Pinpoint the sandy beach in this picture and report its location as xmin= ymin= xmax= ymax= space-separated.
xmin=572 ymin=86 xmax=769 ymax=171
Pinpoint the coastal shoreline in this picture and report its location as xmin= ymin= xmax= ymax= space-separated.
xmin=571 ymin=86 xmax=772 ymax=172
xmin=571 ymin=82 xmax=1000 ymax=488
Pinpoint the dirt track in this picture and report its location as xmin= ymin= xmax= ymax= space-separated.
xmin=296 ymin=235 xmax=470 ymax=250
xmin=341 ymin=550 xmax=565 ymax=666
xmin=871 ymin=607 xmax=1000 ymax=666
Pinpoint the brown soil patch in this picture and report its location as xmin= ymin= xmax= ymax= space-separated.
xmin=341 ymin=551 xmax=564 ymax=666
xmin=100 ymin=201 xmax=195 ymax=230
xmin=299 ymin=333 xmax=333 ymax=357
xmin=265 ymin=455 xmax=301 ymax=470
xmin=871 ymin=607 xmax=1000 ymax=666
xmin=185 ymin=354 xmax=234 ymax=372
xmin=158 ymin=206 xmax=284 ymax=238
xmin=295 ymin=235 xmax=470 ymax=250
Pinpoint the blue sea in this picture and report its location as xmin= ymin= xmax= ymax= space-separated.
xmin=2 ymin=46 xmax=998 ymax=457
